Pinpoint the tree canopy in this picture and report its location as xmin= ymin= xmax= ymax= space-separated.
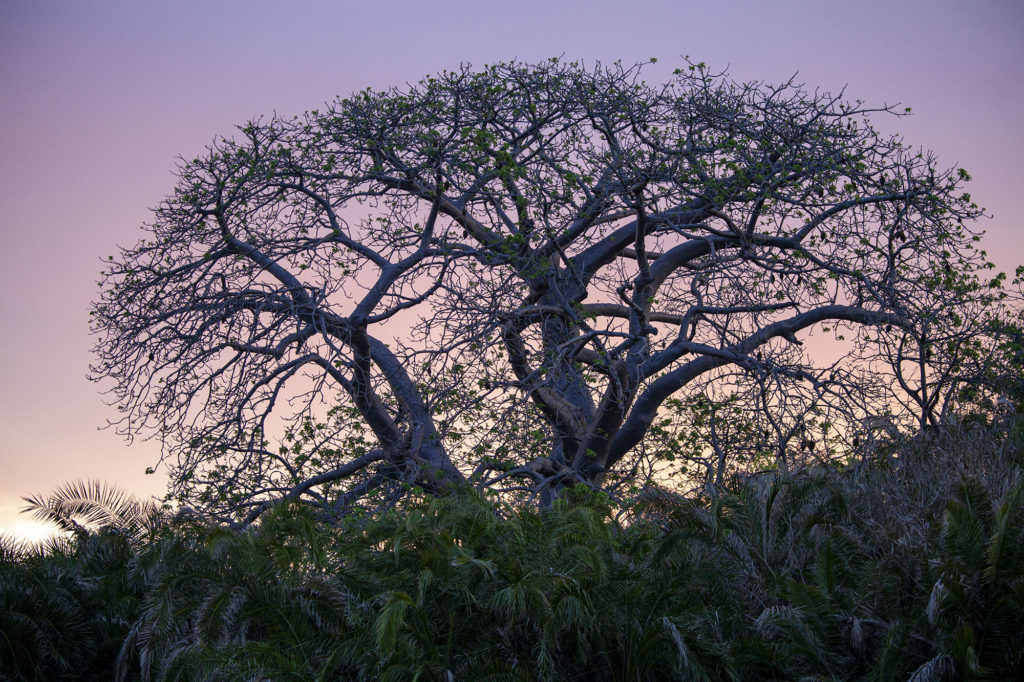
xmin=91 ymin=59 xmax=1013 ymax=522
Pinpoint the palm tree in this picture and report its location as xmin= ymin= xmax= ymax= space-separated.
xmin=0 ymin=481 xmax=163 ymax=681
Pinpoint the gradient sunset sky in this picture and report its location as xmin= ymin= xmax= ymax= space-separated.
xmin=1 ymin=0 xmax=1021 ymax=539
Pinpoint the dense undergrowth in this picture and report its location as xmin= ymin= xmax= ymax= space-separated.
xmin=3 ymin=420 xmax=1023 ymax=681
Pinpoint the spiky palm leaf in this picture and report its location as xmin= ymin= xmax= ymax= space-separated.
xmin=21 ymin=479 xmax=160 ymax=539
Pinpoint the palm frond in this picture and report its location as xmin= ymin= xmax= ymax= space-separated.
xmin=21 ymin=479 xmax=160 ymax=538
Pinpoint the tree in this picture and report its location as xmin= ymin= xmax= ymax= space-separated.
xmin=91 ymin=59 xmax=990 ymax=522
xmin=863 ymin=250 xmax=1021 ymax=432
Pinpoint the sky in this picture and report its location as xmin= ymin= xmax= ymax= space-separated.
xmin=1 ymin=0 xmax=1021 ymax=540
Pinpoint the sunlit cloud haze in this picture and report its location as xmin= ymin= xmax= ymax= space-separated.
xmin=1 ymin=0 xmax=1021 ymax=538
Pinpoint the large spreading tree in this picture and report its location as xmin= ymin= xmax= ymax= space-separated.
xmin=92 ymin=59 xmax=997 ymax=522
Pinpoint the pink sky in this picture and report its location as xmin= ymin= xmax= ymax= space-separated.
xmin=1 ymin=0 xmax=1021 ymax=538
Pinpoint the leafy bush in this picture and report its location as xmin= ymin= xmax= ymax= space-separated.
xmin=3 ymin=421 xmax=1022 ymax=680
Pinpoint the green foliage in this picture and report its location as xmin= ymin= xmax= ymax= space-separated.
xmin=3 ymin=422 xmax=1023 ymax=680
xmin=0 ymin=528 xmax=142 ymax=680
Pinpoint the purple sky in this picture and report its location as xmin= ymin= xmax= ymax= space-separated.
xmin=1 ymin=0 xmax=1021 ymax=538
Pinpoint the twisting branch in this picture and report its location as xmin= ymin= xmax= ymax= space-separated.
xmin=90 ymin=58 xmax=999 ymax=518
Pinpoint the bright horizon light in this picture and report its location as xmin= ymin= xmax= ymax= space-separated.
xmin=1 ymin=517 xmax=62 ymax=545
